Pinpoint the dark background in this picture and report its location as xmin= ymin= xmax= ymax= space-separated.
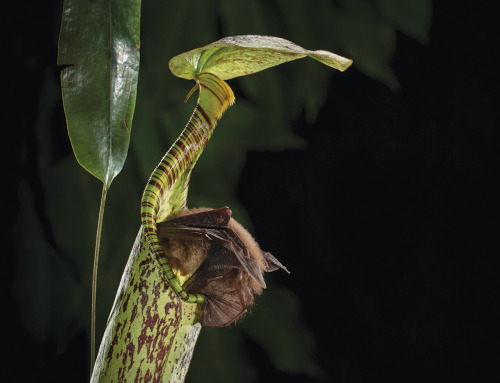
xmin=240 ymin=5 xmax=499 ymax=381
xmin=6 ymin=1 xmax=499 ymax=382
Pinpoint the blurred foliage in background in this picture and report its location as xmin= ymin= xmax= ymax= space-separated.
xmin=14 ymin=0 xmax=431 ymax=381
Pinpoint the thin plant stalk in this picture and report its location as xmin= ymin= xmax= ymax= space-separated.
xmin=91 ymin=184 xmax=107 ymax=375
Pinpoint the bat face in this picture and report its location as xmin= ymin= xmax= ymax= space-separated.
xmin=157 ymin=207 xmax=288 ymax=327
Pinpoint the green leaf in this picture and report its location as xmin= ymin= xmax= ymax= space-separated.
xmin=328 ymin=4 xmax=399 ymax=90
xmin=242 ymin=283 xmax=323 ymax=378
xmin=376 ymin=0 xmax=432 ymax=44
xmin=168 ymin=35 xmax=352 ymax=81
xmin=57 ymin=0 xmax=141 ymax=188
xmin=188 ymin=327 xmax=257 ymax=383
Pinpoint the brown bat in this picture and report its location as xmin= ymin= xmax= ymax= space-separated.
xmin=157 ymin=207 xmax=289 ymax=327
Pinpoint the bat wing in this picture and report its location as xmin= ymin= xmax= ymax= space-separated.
xmin=157 ymin=207 xmax=233 ymax=242
xmin=157 ymin=207 xmax=287 ymax=326
xmin=157 ymin=224 xmax=228 ymax=242
xmin=158 ymin=208 xmax=267 ymax=288
xmin=185 ymin=265 xmax=253 ymax=327
xmin=219 ymin=229 xmax=267 ymax=288
xmin=161 ymin=207 xmax=231 ymax=228
xmin=183 ymin=232 xmax=266 ymax=327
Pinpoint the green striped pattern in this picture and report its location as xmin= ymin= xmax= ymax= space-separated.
xmin=140 ymin=72 xmax=235 ymax=302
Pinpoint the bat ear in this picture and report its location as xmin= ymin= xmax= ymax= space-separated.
xmin=262 ymin=251 xmax=290 ymax=274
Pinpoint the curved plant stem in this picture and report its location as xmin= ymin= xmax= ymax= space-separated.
xmin=90 ymin=184 xmax=107 ymax=376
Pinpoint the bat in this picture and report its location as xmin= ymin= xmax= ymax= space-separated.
xmin=157 ymin=207 xmax=289 ymax=327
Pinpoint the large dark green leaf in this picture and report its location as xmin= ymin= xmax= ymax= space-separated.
xmin=58 ymin=0 xmax=141 ymax=188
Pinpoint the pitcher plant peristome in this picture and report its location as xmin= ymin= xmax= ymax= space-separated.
xmin=142 ymin=35 xmax=352 ymax=303
xmin=92 ymin=35 xmax=351 ymax=382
